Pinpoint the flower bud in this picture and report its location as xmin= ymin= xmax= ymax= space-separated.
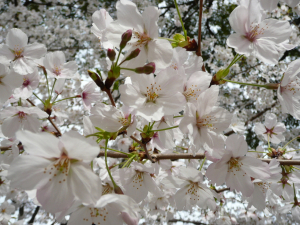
xmin=120 ymin=29 xmax=132 ymax=49
xmin=107 ymin=48 xmax=116 ymax=61
xmin=124 ymin=48 xmax=140 ymax=62
xmin=134 ymin=62 xmax=155 ymax=74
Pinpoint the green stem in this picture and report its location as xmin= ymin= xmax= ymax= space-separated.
xmin=101 ymin=147 xmax=132 ymax=156
xmin=136 ymin=128 xmax=143 ymax=133
xmin=174 ymin=0 xmax=187 ymax=40
xmin=104 ymin=139 xmax=118 ymax=189
xmin=158 ymin=37 xmax=177 ymax=42
xmin=174 ymin=115 xmax=183 ymax=118
xmin=50 ymin=78 xmax=57 ymax=100
xmin=286 ymin=149 xmax=300 ymax=153
xmin=119 ymin=67 xmax=135 ymax=72
xmin=267 ymin=133 xmax=271 ymax=149
xmin=32 ymin=93 xmax=45 ymax=105
xmin=115 ymin=49 xmax=122 ymax=67
xmin=248 ymin=151 xmax=266 ymax=153
xmin=199 ymin=156 xmax=206 ymax=171
xmin=222 ymin=79 xmax=271 ymax=88
xmin=283 ymin=136 xmax=299 ymax=150
xmin=122 ymin=154 xmax=136 ymax=168
xmin=53 ymin=95 xmax=81 ymax=104
xmin=226 ymin=54 xmax=243 ymax=71
xmin=151 ymin=125 xmax=179 ymax=132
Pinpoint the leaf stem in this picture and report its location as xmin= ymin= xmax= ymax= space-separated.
xmin=174 ymin=0 xmax=187 ymax=40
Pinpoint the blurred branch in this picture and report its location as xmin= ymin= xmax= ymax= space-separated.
xmin=27 ymin=206 xmax=40 ymax=224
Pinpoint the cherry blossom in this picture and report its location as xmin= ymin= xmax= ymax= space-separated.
xmin=206 ymin=134 xmax=270 ymax=197
xmin=227 ymin=0 xmax=294 ymax=64
xmin=7 ymin=130 xmax=102 ymax=213
xmin=105 ymin=0 xmax=173 ymax=70
xmin=254 ymin=112 xmax=286 ymax=144
xmin=0 ymin=28 xmax=47 ymax=75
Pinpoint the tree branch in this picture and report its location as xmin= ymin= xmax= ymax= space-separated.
xmin=97 ymin=151 xmax=300 ymax=165
xmin=224 ymin=102 xmax=277 ymax=136
xmin=168 ymin=219 xmax=206 ymax=224
xmin=130 ymin=135 xmax=155 ymax=163
xmin=27 ymin=206 xmax=40 ymax=224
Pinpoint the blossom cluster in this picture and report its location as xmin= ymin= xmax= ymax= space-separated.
xmin=0 ymin=0 xmax=300 ymax=224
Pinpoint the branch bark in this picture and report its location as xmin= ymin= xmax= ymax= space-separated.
xmin=97 ymin=151 xmax=300 ymax=165
xmin=27 ymin=206 xmax=40 ymax=224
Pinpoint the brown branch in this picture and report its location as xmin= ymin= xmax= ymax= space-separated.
xmin=27 ymin=206 xmax=40 ymax=224
xmin=215 ymin=187 xmax=230 ymax=193
xmin=27 ymin=98 xmax=62 ymax=136
xmin=105 ymin=89 xmax=116 ymax=107
xmin=130 ymin=135 xmax=156 ymax=163
xmin=0 ymin=146 xmax=11 ymax=151
xmin=48 ymin=117 xmax=62 ymax=137
xmin=196 ymin=0 xmax=204 ymax=57
xmin=168 ymin=219 xmax=206 ymax=225
xmin=97 ymin=151 xmax=300 ymax=165
xmin=224 ymin=102 xmax=277 ymax=136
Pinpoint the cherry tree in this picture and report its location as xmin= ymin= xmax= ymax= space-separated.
xmin=1 ymin=0 xmax=300 ymax=224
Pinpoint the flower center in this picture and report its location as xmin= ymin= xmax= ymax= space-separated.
xmin=87 ymin=207 xmax=109 ymax=221
xmin=53 ymin=66 xmax=62 ymax=76
xmin=146 ymin=84 xmax=160 ymax=103
xmin=23 ymin=78 xmax=30 ymax=87
xmin=183 ymin=85 xmax=201 ymax=101
xmin=228 ymin=157 xmax=241 ymax=170
xmin=18 ymin=111 xmax=26 ymax=120
xmin=132 ymin=31 xmax=152 ymax=47
xmin=13 ymin=45 xmax=24 ymax=59
xmin=196 ymin=114 xmax=216 ymax=129
xmin=245 ymin=23 xmax=267 ymax=42
xmin=132 ymin=171 xmax=144 ymax=189
xmin=0 ymin=75 xmax=4 ymax=84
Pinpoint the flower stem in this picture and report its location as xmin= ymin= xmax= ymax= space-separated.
xmin=50 ymin=78 xmax=57 ymax=100
xmin=32 ymin=93 xmax=45 ymax=105
xmin=283 ymin=136 xmax=300 ymax=150
xmin=101 ymin=147 xmax=132 ymax=156
xmin=115 ymin=48 xmax=122 ymax=67
xmin=120 ymin=67 xmax=135 ymax=72
xmin=53 ymin=95 xmax=81 ymax=104
xmin=199 ymin=156 xmax=206 ymax=171
xmin=174 ymin=0 xmax=187 ymax=40
xmin=248 ymin=151 xmax=266 ymax=153
xmin=151 ymin=125 xmax=179 ymax=132
xmin=122 ymin=154 xmax=136 ymax=168
xmin=104 ymin=139 xmax=118 ymax=189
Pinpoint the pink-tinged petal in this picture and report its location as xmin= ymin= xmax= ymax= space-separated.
xmin=197 ymin=85 xmax=220 ymax=117
xmin=226 ymin=33 xmax=252 ymax=55
xmin=225 ymin=134 xmax=247 ymax=157
xmin=142 ymin=6 xmax=159 ymax=39
xmin=92 ymin=9 xmax=113 ymax=31
xmin=228 ymin=6 xmax=248 ymax=34
xmin=11 ymin=57 xmax=35 ymax=75
xmin=282 ymin=59 xmax=300 ymax=86
xmin=0 ymin=44 xmax=14 ymax=64
xmin=7 ymin=155 xmax=53 ymax=190
xmin=143 ymin=173 xmax=163 ymax=196
xmin=121 ymin=212 xmax=139 ymax=225
xmin=264 ymin=112 xmax=277 ymax=128
xmin=116 ymin=0 xmax=143 ymax=30
xmin=22 ymin=115 xmax=41 ymax=133
xmin=254 ymin=39 xmax=280 ymax=64
xmin=16 ymin=130 xmax=61 ymax=157
xmin=174 ymin=186 xmax=190 ymax=210
xmin=250 ymin=184 xmax=266 ymax=211
xmin=147 ymin=39 xmax=173 ymax=69
xmin=260 ymin=0 xmax=278 ymax=11
xmin=23 ymin=43 xmax=47 ymax=59
xmin=68 ymin=207 xmax=91 ymax=225
xmin=43 ymin=51 xmax=65 ymax=73
xmin=0 ymin=84 xmax=13 ymax=103
xmin=206 ymin=162 xmax=228 ymax=186
xmin=69 ymin=162 xmax=102 ymax=205
xmin=36 ymin=173 xmax=75 ymax=213
xmin=226 ymin=169 xmax=253 ymax=197
xmin=240 ymin=156 xmax=270 ymax=180
xmin=257 ymin=19 xmax=292 ymax=44
xmin=254 ymin=122 xmax=266 ymax=136
xmin=120 ymin=84 xmax=147 ymax=108
xmin=60 ymin=131 xmax=99 ymax=161
xmin=60 ymin=61 xmax=78 ymax=78
xmin=2 ymin=116 xmax=22 ymax=137
xmin=123 ymin=173 xmax=148 ymax=203
xmin=6 ymin=28 xmax=28 ymax=49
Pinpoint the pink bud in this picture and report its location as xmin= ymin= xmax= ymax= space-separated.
xmin=107 ymin=48 xmax=116 ymax=61
xmin=134 ymin=62 xmax=156 ymax=75
xmin=120 ymin=29 xmax=132 ymax=49
xmin=124 ymin=48 xmax=140 ymax=61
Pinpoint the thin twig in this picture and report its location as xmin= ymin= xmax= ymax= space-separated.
xmin=215 ymin=187 xmax=230 ymax=193
xmin=105 ymin=89 xmax=116 ymax=107
xmin=48 ymin=117 xmax=62 ymax=136
xmin=27 ymin=206 xmax=40 ymax=224
xmin=97 ymin=151 xmax=300 ymax=165
xmin=130 ymin=135 xmax=155 ymax=163
xmin=196 ymin=0 xmax=204 ymax=57
xmin=27 ymin=99 xmax=62 ymax=136
xmin=224 ymin=102 xmax=277 ymax=136
xmin=0 ymin=146 xmax=11 ymax=151
xmin=168 ymin=219 xmax=206 ymax=225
